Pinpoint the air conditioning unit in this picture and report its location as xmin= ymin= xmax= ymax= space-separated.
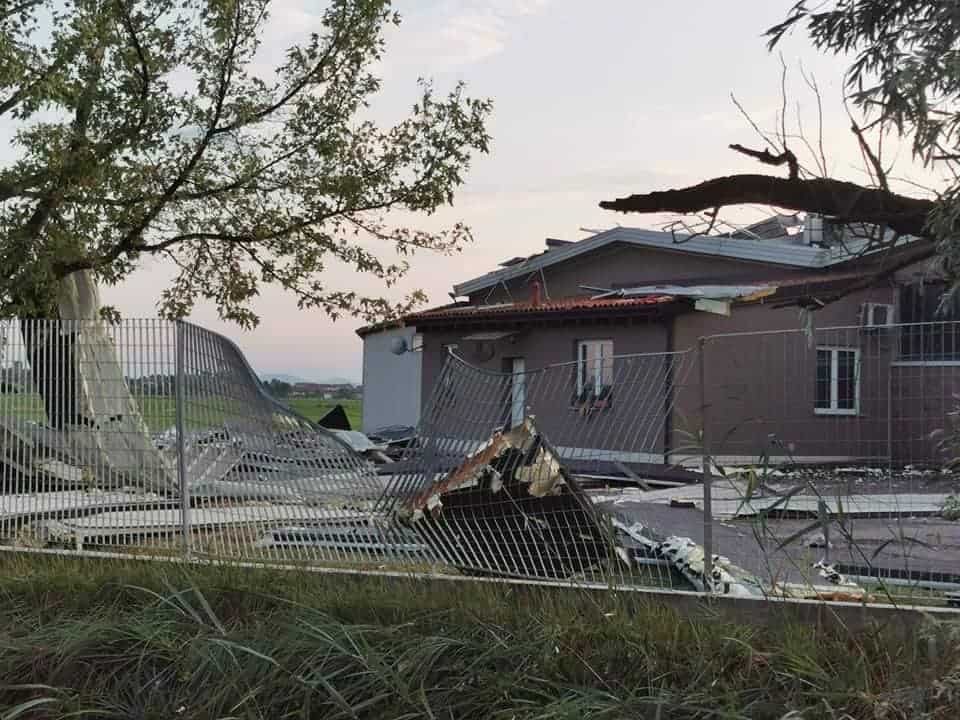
xmin=861 ymin=302 xmax=894 ymax=328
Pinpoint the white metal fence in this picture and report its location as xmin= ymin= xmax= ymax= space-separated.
xmin=0 ymin=318 xmax=390 ymax=564
xmin=1 ymin=317 xmax=958 ymax=606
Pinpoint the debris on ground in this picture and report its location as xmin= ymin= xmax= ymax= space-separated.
xmin=367 ymin=425 xmax=417 ymax=460
xmin=803 ymin=532 xmax=832 ymax=549
xmin=611 ymin=516 xmax=868 ymax=601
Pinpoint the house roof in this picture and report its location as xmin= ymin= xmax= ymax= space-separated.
xmin=355 ymin=318 xmax=404 ymax=338
xmin=453 ymin=225 xmax=913 ymax=297
xmin=404 ymin=294 xmax=680 ymax=325
xmin=405 ymin=268 xmax=898 ymax=330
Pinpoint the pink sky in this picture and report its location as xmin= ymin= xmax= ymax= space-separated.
xmin=80 ymin=2 xmax=945 ymax=380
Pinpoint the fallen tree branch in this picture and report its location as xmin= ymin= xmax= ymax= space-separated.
xmin=599 ymin=174 xmax=935 ymax=239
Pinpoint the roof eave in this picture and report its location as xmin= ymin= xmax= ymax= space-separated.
xmin=406 ymin=299 xmax=688 ymax=328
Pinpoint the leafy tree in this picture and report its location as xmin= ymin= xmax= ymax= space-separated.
xmin=332 ymin=384 xmax=355 ymax=399
xmin=263 ymin=378 xmax=291 ymax=397
xmin=0 ymin=0 xmax=491 ymax=326
xmin=600 ymin=0 xmax=958 ymax=285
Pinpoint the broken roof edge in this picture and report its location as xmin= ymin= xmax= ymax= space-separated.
xmin=453 ymin=225 xmax=924 ymax=297
xmin=404 ymin=295 xmax=684 ymax=326
xmin=355 ymin=317 xmax=408 ymax=338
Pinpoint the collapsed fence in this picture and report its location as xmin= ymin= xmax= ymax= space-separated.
xmin=0 ymin=317 xmax=958 ymax=606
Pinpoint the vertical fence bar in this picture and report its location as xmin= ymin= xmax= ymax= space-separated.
xmin=175 ymin=320 xmax=191 ymax=558
xmin=698 ymin=336 xmax=714 ymax=588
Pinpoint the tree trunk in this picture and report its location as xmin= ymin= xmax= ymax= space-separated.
xmin=19 ymin=272 xmax=177 ymax=493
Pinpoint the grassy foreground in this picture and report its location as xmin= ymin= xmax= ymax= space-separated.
xmin=0 ymin=554 xmax=958 ymax=719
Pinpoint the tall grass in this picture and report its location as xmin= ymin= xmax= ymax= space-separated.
xmin=0 ymin=554 xmax=957 ymax=719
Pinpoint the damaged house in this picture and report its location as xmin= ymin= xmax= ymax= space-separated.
xmin=359 ymin=216 xmax=956 ymax=467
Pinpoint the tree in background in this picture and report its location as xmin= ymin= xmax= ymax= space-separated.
xmin=0 ymin=0 xmax=489 ymax=486
xmin=263 ymin=378 xmax=292 ymax=398
xmin=600 ymin=0 xmax=957 ymax=289
xmin=0 ymin=0 xmax=491 ymax=326
xmin=333 ymin=384 xmax=356 ymax=399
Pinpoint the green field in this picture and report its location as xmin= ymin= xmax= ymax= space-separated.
xmin=286 ymin=396 xmax=362 ymax=428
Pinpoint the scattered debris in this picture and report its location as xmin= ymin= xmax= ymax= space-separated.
xmin=0 ymin=489 xmax=170 ymax=525
xmin=254 ymin=518 xmax=424 ymax=555
xmin=38 ymin=505 xmax=365 ymax=550
xmin=804 ymin=532 xmax=832 ymax=549
xmin=611 ymin=516 xmax=868 ymax=601
xmin=397 ymin=417 xmax=612 ymax=578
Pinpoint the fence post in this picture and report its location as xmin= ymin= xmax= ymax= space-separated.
xmin=175 ymin=320 xmax=191 ymax=558
xmin=698 ymin=337 xmax=714 ymax=590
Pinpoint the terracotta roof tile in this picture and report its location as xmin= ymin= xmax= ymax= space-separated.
xmin=405 ymin=294 xmax=677 ymax=322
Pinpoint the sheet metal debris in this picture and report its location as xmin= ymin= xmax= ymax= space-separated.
xmin=612 ymin=517 xmax=868 ymax=600
xmin=397 ymin=417 xmax=612 ymax=578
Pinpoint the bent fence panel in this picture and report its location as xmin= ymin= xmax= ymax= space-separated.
xmin=0 ymin=316 xmax=957 ymax=607
xmin=0 ymin=318 xmax=393 ymax=567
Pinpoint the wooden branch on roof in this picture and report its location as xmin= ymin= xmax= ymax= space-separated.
xmin=599 ymin=174 xmax=935 ymax=239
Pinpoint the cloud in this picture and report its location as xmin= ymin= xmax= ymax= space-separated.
xmin=389 ymin=0 xmax=552 ymax=69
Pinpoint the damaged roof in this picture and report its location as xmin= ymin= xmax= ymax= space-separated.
xmin=454 ymin=224 xmax=920 ymax=297
xmin=404 ymin=294 xmax=679 ymax=324
xmin=403 ymin=268 xmax=897 ymax=328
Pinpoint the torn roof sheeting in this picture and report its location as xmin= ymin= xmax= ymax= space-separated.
xmin=397 ymin=416 xmax=614 ymax=579
xmin=592 ymin=284 xmax=777 ymax=302
xmin=453 ymin=225 xmax=923 ymax=297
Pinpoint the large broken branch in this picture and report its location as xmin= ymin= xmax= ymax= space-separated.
xmin=600 ymin=174 xmax=935 ymax=239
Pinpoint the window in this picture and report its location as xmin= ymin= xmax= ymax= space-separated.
xmin=863 ymin=302 xmax=893 ymax=327
xmin=576 ymin=340 xmax=613 ymax=396
xmin=815 ymin=348 xmax=859 ymax=415
xmin=899 ymin=281 xmax=960 ymax=361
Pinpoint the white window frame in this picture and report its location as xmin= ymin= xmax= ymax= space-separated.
xmin=814 ymin=346 xmax=860 ymax=416
xmin=863 ymin=302 xmax=894 ymax=327
xmin=576 ymin=339 xmax=613 ymax=395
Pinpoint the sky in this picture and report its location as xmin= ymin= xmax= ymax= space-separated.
xmin=4 ymin=1 xmax=946 ymax=382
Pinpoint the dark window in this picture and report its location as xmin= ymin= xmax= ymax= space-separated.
xmin=869 ymin=303 xmax=890 ymax=326
xmin=815 ymin=350 xmax=831 ymax=409
xmin=576 ymin=340 xmax=613 ymax=395
xmin=837 ymin=351 xmax=856 ymax=410
xmin=899 ymin=282 xmax=960 ymax=361
xmin=574 ymin=339 xmax=614 ymax=411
